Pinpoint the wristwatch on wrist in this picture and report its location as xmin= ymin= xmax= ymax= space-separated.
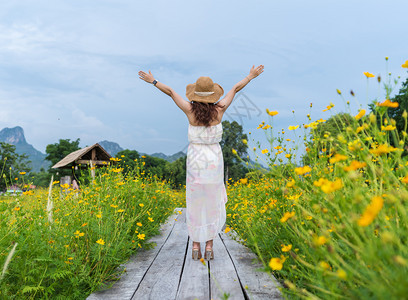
xmin=152 ymin=80 xmax=158 ymax=86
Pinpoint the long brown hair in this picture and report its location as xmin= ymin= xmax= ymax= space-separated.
xmin=190 ymin=101 xmax=225 ymax=127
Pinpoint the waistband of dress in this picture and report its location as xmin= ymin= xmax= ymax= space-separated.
xmin=189 ymin=142 xmax=220 ymax=145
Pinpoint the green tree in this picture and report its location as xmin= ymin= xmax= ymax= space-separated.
xmin=367 ymin=75 xmax=408 ymax=151
xmin=142 ymin=155 xmax=168 ymax=179
xmin=220 ymin=120 xmax=249 ymax=182
xmin=302 ymin=112 xmax=356 ymax=164
xmin=0 ymin=142 xmax=31 ymax=191
xmin=29 ymin=168 xmax=52 ymax=188
xmin=45 ymin=138 xmax=81 ymax=176
xmin=388 ymin=75 xmax=408 ymax=133
xmin=116 ymin=149 xmax=140 ymax=174
xmin=164 ymin=156 xmax=187 ymax=188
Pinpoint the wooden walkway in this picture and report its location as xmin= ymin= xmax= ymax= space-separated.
xmin=87 ymin=208 xmax=282 ymax=300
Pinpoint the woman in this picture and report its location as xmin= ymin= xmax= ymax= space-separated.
xmin=138 ymin=65 xmax=264 ymax=260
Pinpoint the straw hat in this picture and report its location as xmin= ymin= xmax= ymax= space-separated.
xmin=186 ymin=76 xmax=224 ymax=103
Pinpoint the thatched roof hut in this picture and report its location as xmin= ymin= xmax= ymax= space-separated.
xmin=52 ymin=143 xmax=112 ymax=169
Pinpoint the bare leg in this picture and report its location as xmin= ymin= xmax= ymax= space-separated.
xmin=205 ymin=239 xmax=213 ymax=250
xmin=193 ymin=241 xmax=200 ymax=249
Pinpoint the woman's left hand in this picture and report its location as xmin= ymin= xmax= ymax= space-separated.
xmin=138 ymin=70 xmax=155 ymax=83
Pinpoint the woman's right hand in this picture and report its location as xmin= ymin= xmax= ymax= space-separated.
xmin=248 ymin=65 xmax=264 ymax=80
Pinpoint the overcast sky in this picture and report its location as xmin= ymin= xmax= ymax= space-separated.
xmin=0 ymin=0 xmax=407 ymax=160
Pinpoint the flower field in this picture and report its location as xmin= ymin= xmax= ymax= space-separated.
xmin=225 ymin=63 xmax=408 ymax=299
xmin=0 ymin=163 xmax=184 ymax=299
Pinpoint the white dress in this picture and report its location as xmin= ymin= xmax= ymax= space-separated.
xmin=186 ymin=123 xmax=228 ymax=243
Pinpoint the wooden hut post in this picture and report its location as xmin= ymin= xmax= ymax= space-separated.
xmin=90 ymin=148 xmax=96 ymax=180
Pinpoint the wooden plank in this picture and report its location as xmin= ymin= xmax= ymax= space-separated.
xmin=176 ymin=236 xmax=210 ymax=300
xmin=209 ymin=236 xmax=246 ymax=300
xmin=131 ymin=209 xmax=188 ymax=300
xmin=219 ymin=231 xmax=283 ymax=300
xmin=87 ymin=208 xmax=183 ymax=300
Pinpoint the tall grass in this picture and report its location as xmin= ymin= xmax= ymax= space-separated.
xmin=0 ymin=159 xmax=185 ymax=299
xmin=226 ymin=64 xmax=408 ymax=299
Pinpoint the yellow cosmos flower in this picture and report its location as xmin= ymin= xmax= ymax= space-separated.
xmin=343 ymin=161 xmax=367 ymax=172
xmin=319 ymin=261 xmax=330 ymax=270
xmin=348 ymin=140 xmax=362 ymax=152
xmin=286 ymin=179 xmax=295 ymax=188
xmin=110 ymin=204 xmax=118 ymax=208
xmin=337 ymin=269 xmax=347 ymax=280
xmin=14 ymin=207 xmax=21 ymax=211
xmin=19 ymin=172 xmax=26 ymax=175
xmin=314 ymin=178 xmax=343 ymax=193
xmin=96 ymin=238 xmax=105 ymax=245
xmin=376 ymin=99 xmax=399 ymax=108
xmin=148 ymin=217 xmax=154 ymax=222
xmin=281 ymin=244 xmax=292 ymax=252
xmin=355 ymin=109 xmax=366 ymax=120
xmin=117 ymin=209 xmax=125 ymax=213
xmin=257 ymin=121 xmax=265 ymax=129
xmin=225 ymin=226 xmax=231 ymax=233
xmin=363 ymin=72 xmax=375 ymax=78
xmin=356 ymin=124 xmax=369 ymax=133
xmin=381 ymin=125 xmax=396 ymax=131
xmin=261 ymin=149 xmax=269 ymax=154
xmin=136 ymin=222 xmax=143 ymax=226
xmin=137 ymin=233 xmax=146 ymax=240
xmin=288 ymin=125 xmax=299 ymax=130
xmin=263 ymin=124 xmax=271 ymax=130
xmin=294 ymin=166 xmax=311 ymax=175
xmin=96 ymin=213 xmax=102 ymax=218
xmin=329 ymin=154 xmax=347 ymax=164
xmin=369 ymin=144 xmax=397 ymax=156
xmin=358 ymin=196 xmax=383 ymax=226
xmin=313 ymin=236 xmax=328 ymax=246
xmin=402 ymin=60 xmax=408 ymax=68
xmin=240 ymin=178 xmax=248 ymax=184
xmin=139 ymin=203 xmax=144 ymax=207
xmin=285 ymin=154 xmax=292 ymax=159
xmin=268 ymin=111 xmax=279 ymax=116
xmin=401 ymin=176 xmax=408 ymax=184
xmin=280 ymin=211 xmax=295 ymax=223
xmin=74 ymin=230 xmax=85 ymax=237
xmin=269 ymin=255 xmax=286 ymax=270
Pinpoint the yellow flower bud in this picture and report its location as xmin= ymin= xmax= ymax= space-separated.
xmin=369 ymin=113 xmax=376 ymax=124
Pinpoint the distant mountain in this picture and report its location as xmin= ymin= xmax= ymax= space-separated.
xmin=0 ymin=126 xmax=50 ymax=172
xmin=150 ymin=151 xmax=186 ymax=162
xmin=98 ymin=140 xmax=124 ymax=157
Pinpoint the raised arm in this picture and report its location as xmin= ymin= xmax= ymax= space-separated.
xmin=217 ymin=65 xmax=264 ymax=111
xmin=138 ymin=70 xmax=191 ymax=114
